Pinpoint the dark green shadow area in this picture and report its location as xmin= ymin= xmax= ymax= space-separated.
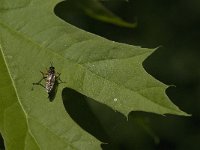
xmin=62 ymin=88 xmax=157 ymax=150
xmin=54 ymin=0 xmax=137 ymax=43
xmin=0 ymin=134 xmax=5 ymax=150
xmin=62 ymin=88 xmax=195 ymax=150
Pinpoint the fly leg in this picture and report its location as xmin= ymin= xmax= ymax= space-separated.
xmin=56 ymin=72 xmax=65 ymax=84
xmin=32 ymin=71 xmax=47 ymax=90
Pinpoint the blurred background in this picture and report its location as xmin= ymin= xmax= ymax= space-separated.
xmin=1 ymin=0 xmax=200 ymax=149
xmin=55 ymin=0 xmax=200 ymax=149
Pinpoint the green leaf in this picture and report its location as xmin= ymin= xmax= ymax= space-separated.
xmin=73 ymin=0 xmax=137 ymax=28
xmin=0 ymin=44 xmax=100 ymax=150
xmin=0 ymin=0 xmax=189 ymax=149
xmin=0 ymin=50 xmax=40 ymax=150
xmin=0 ymin=0 xmax=101 ymax=149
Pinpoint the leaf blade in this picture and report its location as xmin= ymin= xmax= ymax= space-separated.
xmin=0 ymin=0 xmax=189 ymax=149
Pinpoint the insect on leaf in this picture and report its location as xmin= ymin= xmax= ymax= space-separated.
xmin=0 ymin=0 xmax=189 ymax=149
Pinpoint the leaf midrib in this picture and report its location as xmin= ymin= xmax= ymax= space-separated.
xmin=0 ymin=39 xmax=41 ymax=150
xmin=0 ymin=22 xmax=86 ymax=150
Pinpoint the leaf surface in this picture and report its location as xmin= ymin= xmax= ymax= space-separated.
xmin=0 ymin=0 xmax=188 ymax=149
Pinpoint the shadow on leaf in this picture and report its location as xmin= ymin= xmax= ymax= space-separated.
xmin=62 ymin=88 xmax=156 ymax=150
xmin=0 ymin=134 xmax=5 ymax=150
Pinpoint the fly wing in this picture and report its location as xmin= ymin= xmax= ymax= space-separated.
xmin=46 ymin=74 xmax=56 ymax=93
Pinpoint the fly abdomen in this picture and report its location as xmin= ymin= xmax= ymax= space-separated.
xmin=46 ymin=74 xmax=56 ymax=93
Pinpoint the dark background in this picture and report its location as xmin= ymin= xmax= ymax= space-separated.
xmin=55 ymin=0 xmax=200 ymax=149
xmin=1 ymin=0 xmax=199 ymax=149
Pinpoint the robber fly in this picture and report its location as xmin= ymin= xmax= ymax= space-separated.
xmin=32 ymin=63 xmax=64 ymax=101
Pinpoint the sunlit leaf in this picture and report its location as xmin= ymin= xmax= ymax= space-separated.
xmin=0 ymin=0 xmax=188 ymax=149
